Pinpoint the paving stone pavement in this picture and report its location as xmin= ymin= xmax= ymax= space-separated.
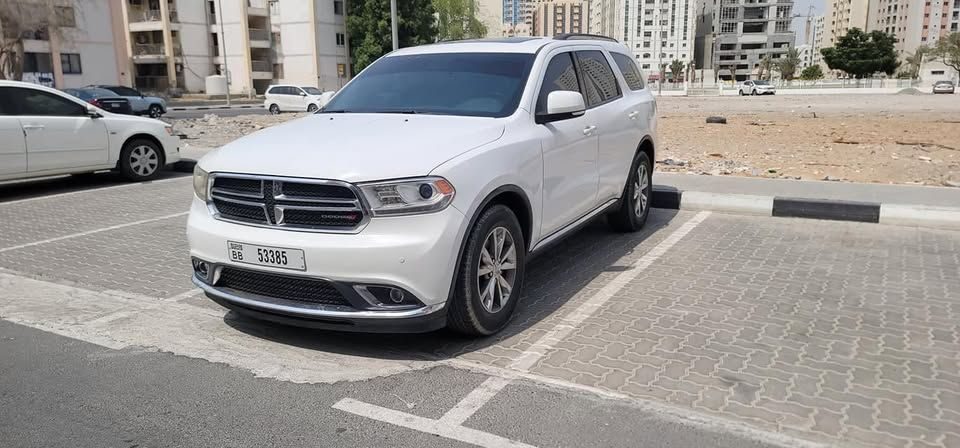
xmin=527 ymin=214 xmax=960 ymax=448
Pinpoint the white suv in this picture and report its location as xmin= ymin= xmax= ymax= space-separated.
xmin=189 ymin=36 xmax=657 ymax=335
xmin=263 ymin=85 xmax=336 ymax=114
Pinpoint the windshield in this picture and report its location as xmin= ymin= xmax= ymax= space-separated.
xmin=322 ymin=52 xmax=536 ymax=117
xmin=754 ymin=80 xmax=770 ymax=85
xmin=302 ymin=87 xmax=323 ymax=95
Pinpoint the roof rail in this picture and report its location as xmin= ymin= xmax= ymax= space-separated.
xmin=553 ymin=33 xmax=618 ymax=42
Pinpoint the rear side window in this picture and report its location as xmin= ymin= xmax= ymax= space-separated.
xmin=109 ymin=86 xmax=141 ymax=97
xmin=0 ymin=88 xmax=14 ymax=115
xmin=575 ymin=50 xmax=621 ymax=107
xmin=536 ymin=52 xmax=582 ymax=115
xmin=610 ymin=52 xmax=645 ymax=91
xmin=267 ymin=86 xmax=281 ymax=95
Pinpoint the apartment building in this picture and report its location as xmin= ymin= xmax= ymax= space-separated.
xmin=1 ymin=0 xmax=128 ymax=88
xmin=589 ymin=0 xmax=620 ymax=36
xmin=591 ymin=0 xmax=697 ymax=76
xmin=119 ymin=0 xmax=348 ymax=95
xmin=811 ymin=14 xmax=825 ymax=68
xmin=694 ymin=0 xmax=796 ymax=81
xmin=476 ymin=0 xmax=505 ymax=36
xmin=532 ymin=0 xmax=588 ymax=37
xmin=504 ymin=0 xmax=531 ymax=28
xmin=826 ymin=0 xmax=870 ymax=47
xmin=824 ymin=0 xmax=957 ymax=60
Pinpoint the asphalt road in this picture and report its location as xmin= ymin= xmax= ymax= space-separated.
xmin=0 ymin=173 xmax=958 ymax=448
xmin=164 ymin=107 xmax=268 ymax=119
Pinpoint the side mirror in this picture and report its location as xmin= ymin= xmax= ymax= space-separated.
xmin=86 ymin=105 xmax=103 ymax=119
xmin=300 ymin=92 xmax=307 ymax=97
xmin=536 ymin=91 xmax=586 ymax=124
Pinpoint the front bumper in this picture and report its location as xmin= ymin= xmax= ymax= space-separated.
xmin=187 ymin=197 xmax=466 ymax=331
xmin=161 ymin=133 xmax=181 ymax=164
xmin=933 ymin=88 xmax=955 ymax=94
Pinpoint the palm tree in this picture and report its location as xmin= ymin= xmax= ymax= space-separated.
xmin=775 ymin=48 xmax=801 ymax=81
xmin=669 ymin=59 xmax=684 ymax=83
xmin=757 ymin=56 xmax=773 ymax=80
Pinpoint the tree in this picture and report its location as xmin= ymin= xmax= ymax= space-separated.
xmin=434 ymin=0 xmax=486 ymax=41
xmin=757 ymin=56 xmax=773 ymax=80
xmin=932 ymin=32 xmax=960 ymax=77
xmin=775 ymin=48 xmax=801 ymax=80
xmin=347 ymin=0 xmax=438 ymax=73
xmin=799 ymin=65 xmax=823 ymax=81
xmin=686 ymin=61 xmax=696 ymax=83
xmin=904 ymin=44 xmax=930 ymax=78
xmin=669 ymin=59 xmax=683 ymax=83
xmin=0 ymin=1 xmax=71 ymax=81
xmin=820 ymin=28 xmax=899 ymax=78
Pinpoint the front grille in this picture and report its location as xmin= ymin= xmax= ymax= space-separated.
xmin=209 ymin=175 xmax=366 ymax=231
xmin=217 ymin=267 xmax=350 ymax=307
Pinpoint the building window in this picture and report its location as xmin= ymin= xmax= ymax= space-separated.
xmin=23 ymin=52 xmax=53 ymax=73
xmin=334 ymin=0 xmax=344 ymax=15
xmin=335 ymin=32 xmax=345 ymax=46
xmin=60 ymin=53 xmax=82 ymax=74
xmin=55 ymin=6 xmax=76 ymax=27
xmin=644 ymin=20 xmax=653 ymax=25
xmin=720 ymin=22 xmax=736 ymax=33
xmin=931 ymin=70 xmax=945 ymax=75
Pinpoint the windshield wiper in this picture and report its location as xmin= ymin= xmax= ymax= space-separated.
xmin=319 ymin=109 xmax=350 ymax=113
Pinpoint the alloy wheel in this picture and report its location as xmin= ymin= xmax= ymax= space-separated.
xmin=477 ymin=226 xmax=517 ymax=314
xmin=633 ymin=164 xmax=649 ymax=217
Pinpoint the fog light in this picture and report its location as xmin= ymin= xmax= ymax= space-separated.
xmin=388 ymin=288 xmax=405 ymax=303
xmin=192 ymin=258 xmax=209 ymax=278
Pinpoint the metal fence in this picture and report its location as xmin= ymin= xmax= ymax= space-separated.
xmin=134 ymin=44 xmax=165 ymax=56
xmin=775 ymin=78 xmax=921 ymax=89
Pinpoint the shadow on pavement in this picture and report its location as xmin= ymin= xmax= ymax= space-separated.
xmin=223 ymin=208 xmax=680 ymax=362
xmin=0 ymin=169 xmax=190 ymax=203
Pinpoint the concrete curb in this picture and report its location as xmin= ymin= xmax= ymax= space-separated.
xmin=652 ymin=186 xmax=960 ymax=230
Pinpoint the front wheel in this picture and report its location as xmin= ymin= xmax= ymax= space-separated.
xmin=448 ymin=205 xmax=526 ymax=336
xmin=118 ymin=139 xmax=163 ymax=181
xmin=307 ymin=103 xmax=319 ymax=113
xmin=739 ymin=90 xmax=744 ymax=96
xmin=269 ymin=104 xmax=280 ymax=115
xmin=148 ymin=104 xmax=163 ymax=118
xmin=608 ymin=151 xmax=652 ymax=232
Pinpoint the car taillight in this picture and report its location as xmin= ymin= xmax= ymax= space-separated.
xmin=89 ymin=99 xmax=102 ymax=108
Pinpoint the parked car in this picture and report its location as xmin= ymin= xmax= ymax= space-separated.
xmin=263 ymin=85 xmax=335 ymax=114
xmin=0 ymin=80 xmax=180 ymax=182
xmin=189 ymin=36 xmax=657 ymax=336
xmin=739 ymin=80 xmax=776 ymax=96
xmin=63 ymin=87 xmax=134 ymax=115
xmin=933 ymin=80 xmax=955 ymax=94
xmin=86 ymin=85 xmax=167 ymax=118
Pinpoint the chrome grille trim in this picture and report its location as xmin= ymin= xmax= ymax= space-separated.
xmin=206 ymin=173 xmax=370 ymax=233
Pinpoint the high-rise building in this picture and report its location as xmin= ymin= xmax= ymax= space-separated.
xmin=532 ymin=0 xmax=589 ymax=37
xmin=588 ymin=0 xmax=697 ymax=76
xmin=476 ymin=0 xmax=505 ymax=36
xmin=119 ymin=0 xmax=349 ymax=95
xmin=826 ymin=0 xmax=870 ymax=47
xmin=694 ymin=0 xmax=796 ymax=81
xmin=812 ymin=15 xmax=826 ymax=69
xmin=589 ymin=0 xmax=620 ymax=36
xmin=2 ymin=0 xmax=130 ymax=88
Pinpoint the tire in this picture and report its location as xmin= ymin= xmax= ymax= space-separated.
xmin=739 ymin=90 xmax=744 ymax=96
xmin=751 ymin=90 xmax=757 ymax=96
xmin=607 ymin=151 xmax=652 ymax=232
xmin=269 ymin=104 xmax=280 ymax=115
xmin=148 ymin=104 xmax=163 ymax=118
xmin=118 ymin=139 xmax=163 ymax=181
xmin=307 ymin=103 xmax=319 ymax=113
xmin=448 ymin=205 xmax=526 ymax=336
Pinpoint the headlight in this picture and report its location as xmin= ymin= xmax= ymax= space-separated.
xmin=358 ymin=177 xmax=455 ymax=216
xmin=193 ymin=166 xmax=210 ymax=201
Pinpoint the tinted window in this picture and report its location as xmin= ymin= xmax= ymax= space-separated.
xmin=322 ymin=52 xmax=535 ymax=118
xmin=107 ymin=86 xmax=142 ymax=96
xmin=302 ymin=87 xmax=322 ymax=95
xmin=536 ymin=53 xmax=582 ymax=115
xmin=575 ymin=51 xmax=621 ymax=106
xmin=7 ymin=88 xmax=85 ymax=116
xmin=610 ymin=52 xmax=645 ymax=91
xmin=0 ymin=88 xmax=14 ymax=115
xmin=267 ymin=86 xmax=282 ymax=95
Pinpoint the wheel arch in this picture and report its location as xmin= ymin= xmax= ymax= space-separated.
xmin=637 ymin=135 xmax=655 ymax=167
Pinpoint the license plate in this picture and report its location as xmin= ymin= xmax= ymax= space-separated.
xmin=109 ymin=104 xmax=119 ymax=109
xmin=227 ymin=241 xmax=306 ymax=271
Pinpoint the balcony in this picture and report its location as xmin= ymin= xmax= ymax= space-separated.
xmin=248 ymin=0 xmax=269 ymax=16
xmin=249 ymin=29 xmax=271 ymax=47
xmin=128 ymin=8 xmax=178 ymax=32
xmin=251 ymin=60 xmax=273 ymax=79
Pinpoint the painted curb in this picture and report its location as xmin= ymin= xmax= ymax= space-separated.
xmin=168 ymin=105 xmax=259 ymax=111
xmin=652 ymin=186 xmax=960 ymax=230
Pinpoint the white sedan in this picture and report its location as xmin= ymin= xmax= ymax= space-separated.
xmin=0 ymin=80 xmax=180 ymax=182
xmin=263 ymin=85 xmax=336 ymax=114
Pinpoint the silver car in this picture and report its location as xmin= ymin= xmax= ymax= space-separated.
xmin=933 ymin=81 xmax=955 ymax=94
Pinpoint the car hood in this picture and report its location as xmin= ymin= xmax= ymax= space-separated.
xmin=200 ymin=113 xmax=505 ymax=182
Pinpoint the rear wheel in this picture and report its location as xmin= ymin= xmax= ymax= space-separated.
xmin=608 ymin=151 xmax=652 ymax=232
xmin=148 ymin=104 xmax=163 ymax=118
xmin=751 ymin=90 xmax=757 ymax=96
xmin=269 ymin=104 xmax=280 ymax=115
xmin=448 ymin=205 xmax=526 ymax=336
xmin=118 ymin=139 xmax=163 ymax=181
xmin=739 ymin=90 xmax=744 ymax=96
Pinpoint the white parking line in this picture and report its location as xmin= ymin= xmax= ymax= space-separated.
xmin=333 ymin=211 xmax=712 ymax=447
xmin=0 ymin=176 xmax=189 ymax=206
xmin=0 ymin=212 xmax=188 ymax=253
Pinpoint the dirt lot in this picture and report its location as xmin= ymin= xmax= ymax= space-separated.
xmin=172 ymin=94 xmax=960 ymax=187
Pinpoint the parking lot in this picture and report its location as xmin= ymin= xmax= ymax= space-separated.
xmin=1 ymin=173 xmax=958 ymax=448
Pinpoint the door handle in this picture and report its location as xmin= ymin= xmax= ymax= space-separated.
xmin=582 ymin=125 xmax=597 ymax=135
xmin=628 ymin=111 xmax=640 ymax=119
xmin=22 ymin=124 xmax=45 ymax=130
